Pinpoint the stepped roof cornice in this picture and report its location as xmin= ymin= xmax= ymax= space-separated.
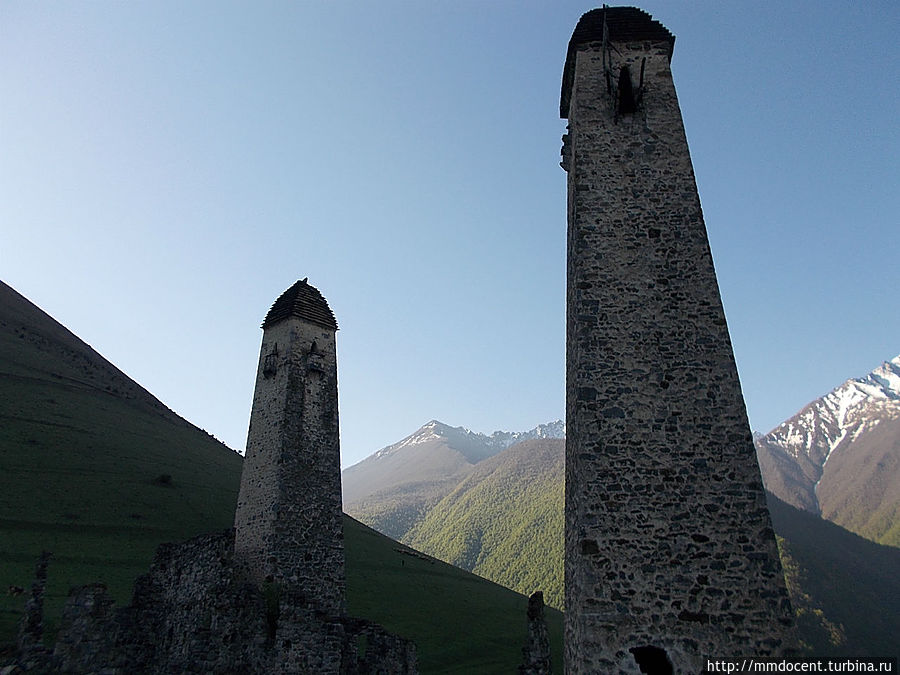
xmin=262 ymin=278 xmax=338 ymax=330
xmin=561 ymin=6 xmax=675 ymax=118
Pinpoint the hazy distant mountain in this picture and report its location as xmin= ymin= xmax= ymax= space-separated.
xmin=341 ymin=419 xmax=564 ymax=539
xmin=756 ymin=356 xmax=900 ymax=546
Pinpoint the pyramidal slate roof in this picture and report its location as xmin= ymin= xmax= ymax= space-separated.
xmin=262 ymin=279 xmax=338 ymax=330
xmin=561 ymin=6 xmax=676 ymax=118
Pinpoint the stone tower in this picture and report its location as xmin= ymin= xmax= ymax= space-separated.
xmin=234 ymin=278 xmax=344 ymax=616
xmin=561 ymin=7 xmax=794 ymax=673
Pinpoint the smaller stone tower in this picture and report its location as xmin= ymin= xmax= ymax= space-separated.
xmin=234 ymin=278 xmax=344 ymax=616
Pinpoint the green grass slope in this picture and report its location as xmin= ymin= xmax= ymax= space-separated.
xmin=346 ymin=517 xmax=563 ymax=674
xmin=0 ymin=280 xmax=244 ymax=641
xmin=404 ymin=438 xmax=564 ymax=610
xmin=0 ymin=281 xmax=561 ymax=673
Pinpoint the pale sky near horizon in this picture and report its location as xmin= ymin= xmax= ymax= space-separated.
xmin=2 ymin=1 xmax=898 ymax=468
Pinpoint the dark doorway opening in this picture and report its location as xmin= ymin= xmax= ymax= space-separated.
xmin=629 ymin=645 xmax=673 ymax=674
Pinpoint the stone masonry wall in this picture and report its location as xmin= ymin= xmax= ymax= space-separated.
xmin=16 ymin=530 xmax=416 ymax=674
xmin=562 ymin=10 xmax=795 ymax=673
xmin=519 ymin=591 xmax=552 ymax=674
xmin=234 ymin=315 xmax=345 ymax=616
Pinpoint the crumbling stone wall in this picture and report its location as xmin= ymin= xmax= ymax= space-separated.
xmin=561 ymin=7 xmax=795 ymax=673
xmin=15 ymin=551 xmax=50 ymax=656
xmin=519 ymin=591 xmax=552 ymax=674
xmin=12 ymin=530 xmax=416 ymax=674
xmin=52 ymin=583 xmax=124 ymax=671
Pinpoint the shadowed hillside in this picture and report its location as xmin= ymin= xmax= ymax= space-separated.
xmin=767 ymin=494 xmax=900 ymax=659
xmin=0 ymin=281 xmax=243 ymax=640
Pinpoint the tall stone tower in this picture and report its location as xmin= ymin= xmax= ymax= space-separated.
xmin=561 ymin=7 xmax=794 ymax=673
xmin=234 ymin=278 xmax=344 ymax=616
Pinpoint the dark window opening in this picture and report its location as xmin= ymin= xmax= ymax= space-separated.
xmin=629 ymin=645 xmax=673 ymax=675
xmin=263 ymin=344 xmax=279 ymax=378
xmin=307 ymin=340 xmax=325 ymax=373
xmin=618 ymin=66 xmax=638 ymax=115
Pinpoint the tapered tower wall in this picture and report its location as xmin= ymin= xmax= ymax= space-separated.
xmin=234 ymin=280 xmax=345 ymax=616
xmin=561 ymin=8 xmax=795 ymax=673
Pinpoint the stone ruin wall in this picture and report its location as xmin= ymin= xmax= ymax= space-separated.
xmin=17 ymin=529 xmax=416 ymax=674
xmin=234 ymin=315 xmax=345 ymax=615
xmin=49 ymin=531 xmax=265 ymax=674
xmin=562 ymin=8 xmax=796 ymax=673
xmin=518 ymin=591 xmax=552 ymax=675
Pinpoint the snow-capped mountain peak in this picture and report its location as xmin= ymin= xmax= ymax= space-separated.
xmin=761 ymin=355 xmax=900 ymax=469
xmin=869 ymin=355 xmax=900 ymax=398
xmin=756 ymin=354 xmax=900 ymax=544
xmin=370 ymin=419 xmax=565 ymax=464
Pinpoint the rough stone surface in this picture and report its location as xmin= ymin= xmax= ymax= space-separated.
xmin=234 ymin=282 xmax=345 ymax=615
xmin=15 ymin=551 xmax=49 ymax=655
xmin=13 ymin=552 xmax=52 ymax=672
xmin=10 ymin=531 xmax=415 ymax=674
xmin=519 ymin=591 xmax=552 ymax=674
xmin=561 ymin=7 xmax=796 ymax=673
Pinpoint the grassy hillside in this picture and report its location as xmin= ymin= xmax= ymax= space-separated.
xmin=346 ymin=517 xmax=563 ymax=673
xmin=346 ymin=478 xmax=461 ymax=541
xmin=404 ymin=439 xmax=564 ymax=610
xmin=0 ymin=281 xmax=563 ymax=672
xmin=0 ymin=281 xmax=244 ymax=641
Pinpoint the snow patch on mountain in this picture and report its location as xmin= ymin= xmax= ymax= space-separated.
xmin=762 ymin=355 xmax=900 ymax=473
xmin=371 ymin=419 xmax=566 ymax=463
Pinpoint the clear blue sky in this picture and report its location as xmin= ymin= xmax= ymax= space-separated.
xmin=2 ymin=1 xmax=897 ymax=468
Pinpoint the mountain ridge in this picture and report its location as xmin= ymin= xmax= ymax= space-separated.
xmin=403 ymin=437 xmax=564 ymax=609
xmin=358 ymin=418 xmax=566 ymax=467
xmin=341 ymin=418 xmax=564 ymax=539
xmin=0 ymin=281 xmax=211 ymax=436
xmin=756 ymin=355 xmax=900 ymax=545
